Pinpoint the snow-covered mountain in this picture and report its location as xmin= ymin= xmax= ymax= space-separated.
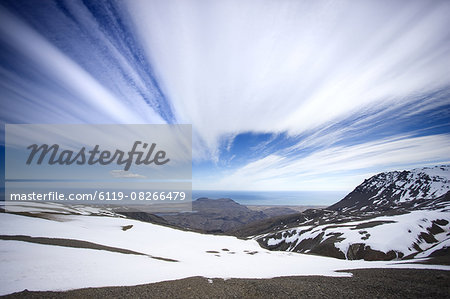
xmin=329 ymin=165 xmax=450 ymax=213
xmin=1 ymin=201 xmax=448 ymax=295
xmin=255 ymin=166 xmax=450 ymax=261
xmin=1 ymin=166 xmax=450 ymax=295
xmin=258 ymin=197 xmax=450 ymax=260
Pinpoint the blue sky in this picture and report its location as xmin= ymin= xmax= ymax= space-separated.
xmin=1 ymin=0 xmax=449 ymax=192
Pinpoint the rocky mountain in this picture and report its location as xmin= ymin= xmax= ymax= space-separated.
xmin=117 ymin=198 xmax=303 ymax=234
xmin=159 ymin=198 xmax=266 ymax=233
xmin=150 ymin=198 xmax=301 ymax=234
xmin=329 ymin=165 xmax=450 ymax=213
xmin=257 ymin=192 xmax=450 ymax=261
xmin=254 ymin=166 xmax=450 ymax=262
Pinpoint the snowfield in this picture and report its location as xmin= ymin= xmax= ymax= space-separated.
xmin=260 ymin=208 xmax=450 ymax=258
xmin=329 ymin=165 xmax=450 ymax=213
xmin=0 ymin=202 xmax=449 ymax=295
xmin=370 ymin=165 xmax=450 ymax=203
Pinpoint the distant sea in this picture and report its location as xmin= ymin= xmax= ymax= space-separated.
xmin=192 ymin=190 xmax=348 ymax=206
xmin=0 ymin=187 xmax=348 ymax=206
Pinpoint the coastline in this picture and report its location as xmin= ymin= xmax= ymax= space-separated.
xmin=245 ymin=204 xmax=326 ymax=213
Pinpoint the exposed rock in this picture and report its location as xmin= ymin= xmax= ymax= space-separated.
xmin=329 ymin=165 xmax=450 ymax=213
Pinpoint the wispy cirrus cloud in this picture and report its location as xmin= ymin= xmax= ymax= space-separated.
xmin=128 ymin=0 xmax=450 ymax=160
xmin=0 ymin=1 xmax=167 ymax=125
xmin=208 ymin=134 xmax=450 ymax=191
xmin=0 ymin=0 xmax=449 ymax=192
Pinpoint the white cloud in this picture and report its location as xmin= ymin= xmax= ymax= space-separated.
xmin=0 ymin=5 xmax=165 ymax=125
xmin=110 ymin=170 xmax=146 ymax=179
xmin=1 ymin=1 xmax=449 ymax=192
xmin=127 ymin=0 xmax=450 ymax=160
xmin=198 ymin=134 xmax=450 ymax=191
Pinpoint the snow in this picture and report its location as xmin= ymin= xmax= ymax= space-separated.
xmin=264 ymin=208 xmax=450 ymax=258
xmin=265 ymin=226 xmax=312 ymax=246
xmin=396 ymin=166 xmax=450 ymax=202
xmin=2 ymin=201 xmax=119 ymax=217
xmin=332 ymin=210 xmax=449 ymax=255
xmin=415 ymin=166 xmax=450 ymax=180
xmin=415 ymin=238 xmax=450 ymax=259
xmin=267 ymin=238 xmax=281 ymax=246
xmin=356 ymin=165 xmax=450 ymax=205
xmin=368 ymin=187 xmax=386 ymax=201
xmin=1 ymin=204 xmax=449 ymax=295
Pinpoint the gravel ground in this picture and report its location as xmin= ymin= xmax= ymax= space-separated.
xmin=3 ymin=268 xmax=449 ymax=299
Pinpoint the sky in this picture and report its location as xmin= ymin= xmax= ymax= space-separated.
xmin=0 ymin=0 xmax=449 ymax=192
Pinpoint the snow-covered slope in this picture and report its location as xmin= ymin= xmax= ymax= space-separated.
xmin=255 ymin=166 xmax=450 ymax=261
xmin=258 ymin=206 xmax=450 ymax=260
xmin=329 ymin=165 xmax=450 ymax=213
xmin=1 ymin=202 xmax=448 ymax=295
xmin=2 ymin=201 xmax=122 ymax=217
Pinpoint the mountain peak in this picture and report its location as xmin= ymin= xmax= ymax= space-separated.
xmin=329 ymin=165 xmax=450 ymax=213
